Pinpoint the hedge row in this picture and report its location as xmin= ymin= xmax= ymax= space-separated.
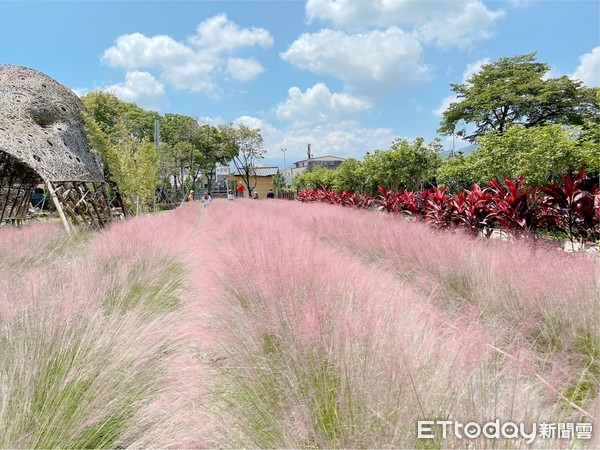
xmin=297 ymin=169 xmax=600 ymax=242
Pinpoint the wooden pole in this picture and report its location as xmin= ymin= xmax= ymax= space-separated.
xmin=46 ymin=181 xmax=72 ymax=235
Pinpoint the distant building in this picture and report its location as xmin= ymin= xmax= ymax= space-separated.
xmin=291 ymin=155 xmax=345 ymax=178
xmin=195 ymin=164 xmax=230 ymax=193
xmin=215 ymin=164 xmax=230 ymax=191
xmin=228 ymin=166 xmax=279 ymax=197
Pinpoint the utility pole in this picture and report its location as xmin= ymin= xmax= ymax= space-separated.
xmin=281 ymin=147 xmax=287 ymax=187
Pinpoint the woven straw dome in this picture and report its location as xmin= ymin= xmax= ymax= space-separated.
xmin=0 ymin=64 xmax=103 ymax=182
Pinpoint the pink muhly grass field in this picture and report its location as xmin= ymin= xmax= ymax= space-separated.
xmin=0 ymin=198 xmax=597 ymax=448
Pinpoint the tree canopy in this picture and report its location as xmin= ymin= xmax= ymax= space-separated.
xmin=436 ymin=124 xmax=600 ymax=190
xmin=220 ymin=124 xmax=265 ymax=196
xmin=438 ymin=53 xmax=599 ymax=143
xmin=292 ymin=138 xmax=441 ymax=195
xmin=82 ymin=97 xmax=157 ymax=213
xmin=362 ymin=137 xmax=441 ymax=193
xmin=82 ymin=92 xmax=251 ymax=204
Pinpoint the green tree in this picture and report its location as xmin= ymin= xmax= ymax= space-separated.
xmin=158 ymin=114 xmax=207 ymax=194
xmin=437 ymin=124 xmax=599 ymax=189
xmin=332 ymin=158 xmax=365 ymax=192
xmin=159 ymin=113 xmax=198 ymax=147
xmin=435 ymin=152 xmax=479 ymax=192
xmin=158 ymin=115 xmax=236 ymax=196
xmin=438 ymin=53 xmax=599 ymax=143
xmin=292 ymin=166 xmax=335 ymax=190
xmin=220 ymin=124 xmax=265 ymax=196
xmin=272 ymin=171 xmax=287 ymax=193
xmin=362 ymin=138 xmax=441 ymax=194
xmin=82 ymin=91 xmax=159 ymax=142
xmin=83 ymin=113 xmax=157 ymax=212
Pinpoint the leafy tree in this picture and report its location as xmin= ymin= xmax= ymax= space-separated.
xmin=82 ymin=91 xmax=159 ymax=142
xmin=272 ymin=171 xmax=287 ymax=193
xmin=83 ymin=113 xmax=157 ymax=212
xmin=292 ymin=166 xmax=335 ymax=190
xmin=435 ymin=152 xmax=479 ymax=192
xmin=576 ymin=89 xmax=600 ymax=175
xmin=362 ymin=137 xmax=441 ymax=194
xmin=220 ymin=124 xmax=265 ymax=196
xmin=159 ymin=113 xmax=199 ymax=147
xmin=332 ymin=158 xmax=365 ymax=192
xmin=158 ymin=114 xmax=207 ymax=194
xmin=196 ymin=125 xmax=238 ymax=193
xmin=159 ymin=115 xmax=236 ymax=196
xmin=437 ymin=124 xmax=599 ymax=189
xmin=438 ymin=53 xmax=599 ymax=143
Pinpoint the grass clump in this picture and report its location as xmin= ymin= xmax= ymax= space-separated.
xmin=0 ymin=309 xmax=169 ymax=448
xmin=102 ymin=256 xmax=184 ymax=317
xmin=562 ymin=329 xmax=600 ymax=409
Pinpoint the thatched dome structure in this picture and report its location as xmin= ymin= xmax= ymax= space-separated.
xmin=0 ymin=64 xmax=112 ymax=231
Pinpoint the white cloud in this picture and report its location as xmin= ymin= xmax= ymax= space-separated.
xmin=305 ymin=0 xmax=505 ymax=49
xmin=276 ymin=83 xmax=371 ymax=124
xmin=571 ymin=46 xmax=600 ymax=87
xmin=72 ymin=87 xmax=90 ymax=97
xmin=462 ymin=57 xmax=490 ymax=82
xmin=280 ymin=122 xmax=396 ymax=159
xmin=106 ymin=71 xmax=166 ymax=110
xmin=416 ymin=2 xmax=505 ymax=49
xmin=188 ymin=13 xmax=273 ymax=52
xmin=282 ymin=27 xmax=428 ymax=96
xmin=227 ymin=57 xmax=265 ymax=81
xmin=162 ymin=58 xmax=217 ymax=92
xmin=504 ymin=0 xmax=536 ymax=7
xmin=101 ymin=14 xmax=273 ymax=93
xmin=102 ymin=33 xmax=193 ymax=70
xmin=233 ymin=115 xmax=274 ymax=132
xmin=432 ymin=94 xmax=458 ymax=117
xmin=232 ymin=115 xmax=396 ymax=162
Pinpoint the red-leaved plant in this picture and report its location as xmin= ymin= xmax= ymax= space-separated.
xmin=374 ymin=186 xmax=401 ymax=213
xmin=538 ymin=169 xmax=599 ymax=244
xmin=486 ymin=177 xmax=539 ymax=237
xmin=449 ymin=184 xmax=493 ymax=235
xmin=421 ymin=186 xmax=453 ymax=228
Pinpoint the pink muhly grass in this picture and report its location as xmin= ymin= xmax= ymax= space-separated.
xmin=191 ymin=199 xmax=579 ymax=448
xmin=0 ymin=202 xmax=226 ymax=448
xmin=296 ymin=201 xmax=598 ymax=351
xmin=1 ymin=198 xmax=596 ymax=448
xmin=0 ymin=222 xmax=63 ymax=263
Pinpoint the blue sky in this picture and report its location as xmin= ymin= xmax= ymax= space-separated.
xmin=1 ymin=0 xmax=599 ymax=167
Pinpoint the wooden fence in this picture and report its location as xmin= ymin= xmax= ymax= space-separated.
xmin=277 ymin=191 xmax=296 ymax=200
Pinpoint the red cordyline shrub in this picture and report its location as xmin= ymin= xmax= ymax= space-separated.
xmin=396 ymin=189 xmax=420 ymax=215
xmin=338 ymin=190 xmax=372 ymax=208
xmin=373 ymin=186 xmax=401 ymax=213
xmin=421 ymin=186 xmax=453 ymax=228
xmin=538 ymin=169 xmax=599 ymax=242
xmin=296 ymin=188 xmax=319 ymax=202
xmin=448 ymin=184 xmax=493 ymax=234
xmin=297 ymin=170 xmax=600 ymax=241
xmin=486 ymin=176 xmax=539 ymax=235
xmin=298 ymin=187 xmax=373 ymax=209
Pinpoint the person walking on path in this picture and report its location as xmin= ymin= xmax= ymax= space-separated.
xmin=203 ymin=192 xmax=212 ymax=207
xmin=236 ymin=182 xmax=245 ymax=198
xmin=187 ymin=190 xmax=195 ymax=202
